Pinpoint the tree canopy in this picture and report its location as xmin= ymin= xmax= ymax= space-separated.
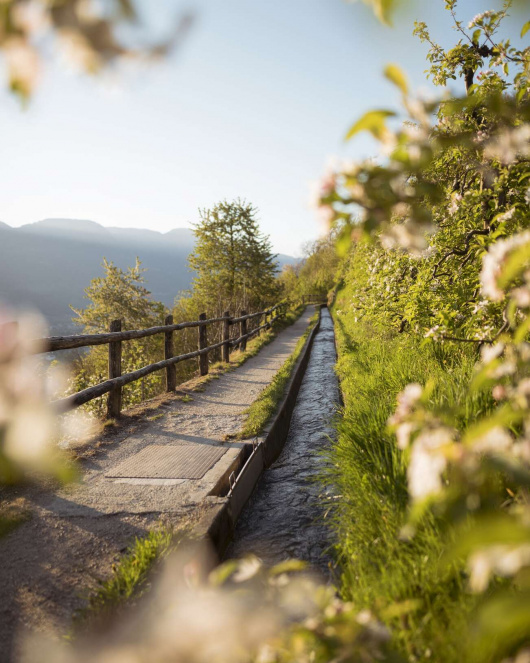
xmin=187 ymin=199 xmax=279 ymax=315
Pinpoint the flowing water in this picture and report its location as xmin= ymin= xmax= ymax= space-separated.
xmin=226 ymin=308 xmax=340 ymax=578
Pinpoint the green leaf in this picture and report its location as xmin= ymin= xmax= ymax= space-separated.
xmin=345 ymin=109 xmax=396 ymax=141
xmin=498 ymin=241 xmax=530 ymax=290
xmin=360 ymin=0 xmax=397 ymax=26
xmin=269 ymin=559 xmax=308 ymax=576
xmin=384 ymin=64 xmax=409 ymax=96
xmin=521 ymin=21 xmax=530 ymax=38
xmin=208 ymin=559 xmax=239 ymax=586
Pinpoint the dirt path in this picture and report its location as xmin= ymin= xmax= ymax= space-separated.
xmin=0 ymin=308 xmax=315 ymax=663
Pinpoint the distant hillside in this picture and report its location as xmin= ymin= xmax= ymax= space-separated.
xmin=0 ymin=219 xmax=295 ymax=333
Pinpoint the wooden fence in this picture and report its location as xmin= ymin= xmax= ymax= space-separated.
xmin=39 ymin=303 xmax=288 ymax=417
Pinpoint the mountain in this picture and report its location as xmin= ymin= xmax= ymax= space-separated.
xmin=0 ymin=219 xmax=295 ymax=333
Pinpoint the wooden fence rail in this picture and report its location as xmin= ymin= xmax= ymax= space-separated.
xmin=40 ymin=302 xmax=288 ymax=416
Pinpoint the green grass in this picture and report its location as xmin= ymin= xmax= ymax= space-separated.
xmin=77 ymin=526 xmax=176 ymax=627
xmin=0 ymin=500 xmax=31 ymax=539
xmin=147 ymin=412 xmax=165 ymax=421
xmin=239 ymin=309 xmax=319 ymax=438
xmin=327 ymin=297 xmax=495 ymax=662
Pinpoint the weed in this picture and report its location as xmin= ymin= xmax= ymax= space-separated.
xmin=77 ymin=526 xmax=177 ymax=627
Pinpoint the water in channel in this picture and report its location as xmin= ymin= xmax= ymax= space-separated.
xmin=226 ymin=307 xmax=340 ymax=578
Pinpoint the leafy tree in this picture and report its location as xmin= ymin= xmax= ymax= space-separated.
xmin=187 ymin=199 xmax=279 ymax=316
xmin=279 ymin=231 xmax=341 ymax=303
xmin=316 ymin=1 xmax=529 ymax=342
xmin=71 ymin=258 xmax=167 ymax=414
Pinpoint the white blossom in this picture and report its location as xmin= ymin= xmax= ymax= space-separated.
xmin=481 ymin=342 xmax=504 ymax=364
xmin=472 ymin=426 xmax=513 ymax=454
xmin=448 ymin=192 xmax=462 ymax=216
xmin=484 ymin=125 xmax=530 ymax=164
xmin=469 ymin=544 xmax=530 ymax=592
xmin=480 ymin=231 xmax=530 ymax=301
xmin=468 ymin=11 xmax=493 ymax=29
xmin=407 ymin=427 xmax=453 ymax=500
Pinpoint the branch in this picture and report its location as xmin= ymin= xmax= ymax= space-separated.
xmin=431 ymin=228 xmax=491 ymax=280
xmin=438 ymin=334 xmax=494 ymax=344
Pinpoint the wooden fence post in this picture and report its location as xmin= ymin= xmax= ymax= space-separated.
xmin=165 ymin=314 xmax=176 ymax=391
xmin=107 ymin=319 xmax=122 ymax=419
xmin=198 ymin=312 xmax=208 ymax=376
xmin=240 ymin=310 xmax=247 ymax=352
xmin=222 ymin=311 xmax=231 ymax=363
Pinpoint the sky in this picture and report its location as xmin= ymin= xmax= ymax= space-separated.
xmin=0 ymin=0 xmax=526 ymax=256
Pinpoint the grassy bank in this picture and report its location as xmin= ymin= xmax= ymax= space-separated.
xmin=239 ymin=307 xmax=319 ymax=438
xmin=328 ymin=288 xmax=495 ymax=661
xmin=73 ymin=526 xmax=179 ymax=634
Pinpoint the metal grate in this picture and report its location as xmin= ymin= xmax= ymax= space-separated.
xmin=105 ymin=444 xmax=227 ymax=480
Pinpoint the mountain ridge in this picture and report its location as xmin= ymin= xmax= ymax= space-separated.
xmin=0 ymin=219 xmax=295 ymax=333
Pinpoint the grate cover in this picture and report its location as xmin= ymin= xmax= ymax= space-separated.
xmin=105 ymin=444 xmax=227 ymax=480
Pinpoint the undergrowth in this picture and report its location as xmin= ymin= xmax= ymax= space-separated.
xmin=328 ymin=291 xmax=495 ymax=662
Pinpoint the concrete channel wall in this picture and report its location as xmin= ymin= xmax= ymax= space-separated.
xmin=192 ymin=305 xmax=324 ymax=560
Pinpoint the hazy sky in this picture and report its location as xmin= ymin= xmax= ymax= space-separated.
xmin=0 ymin=0 xmax=525 ymax=256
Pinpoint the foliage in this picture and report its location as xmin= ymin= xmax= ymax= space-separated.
xmin=345 ymin=0 xmax=399 ymax=26
xmin=314 ymin=1 xmax=530 ymax=343
xmin=0 ymin=0 xmax=192 ymax=101
xmin=0 ymin=309 xmax=78 ymax=497
xmin=279 ymin=232 xmax=341 ymax=304
xmin=186 ymin=199 xmax=280 ymax=318
xmin=70 ymin=258 xmax=167 ymax=414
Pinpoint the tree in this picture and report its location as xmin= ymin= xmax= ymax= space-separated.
xmin=187 ymin=199 xmax=279 ymax=315
xmin=71 ymin=258 xmax=167 ymax=414
xmin=279 ymin=231 xmax=341 ymax=304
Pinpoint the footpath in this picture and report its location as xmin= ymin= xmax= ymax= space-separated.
xmin=0 ymin=308 xmax=314 ymax=662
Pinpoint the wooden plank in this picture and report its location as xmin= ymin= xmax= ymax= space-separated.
xmin=198 ymin=312 xmax=208 ymax=376
xmin=107 ymin=319 xmax=122 ymax=419
xmin=41 ymin=305 xmax=283 ymax=352
xmin=222 ymin=311 xmax=231 ymax=364
xmin=240 ymin=310 xmax=247 ymax=352
xmin=53 ymin=340 xmax=227 ymax=413
xmin=164 ymin=314 xmax=176 ymax=392
xmin=41 ymin=316 xmax=228 ymax=352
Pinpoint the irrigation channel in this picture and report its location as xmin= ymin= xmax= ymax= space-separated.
xmin=226 ymin=308 xmax=340 ymax=578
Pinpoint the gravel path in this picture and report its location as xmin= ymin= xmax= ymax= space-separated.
xmin=0 ymin=308 xmax=314 ymax=663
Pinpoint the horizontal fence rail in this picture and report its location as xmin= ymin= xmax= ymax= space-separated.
xmin=38 ymin=302 xmax=289 ymax=417
xmin=42 ymin=304 xmax=282 ymax=353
